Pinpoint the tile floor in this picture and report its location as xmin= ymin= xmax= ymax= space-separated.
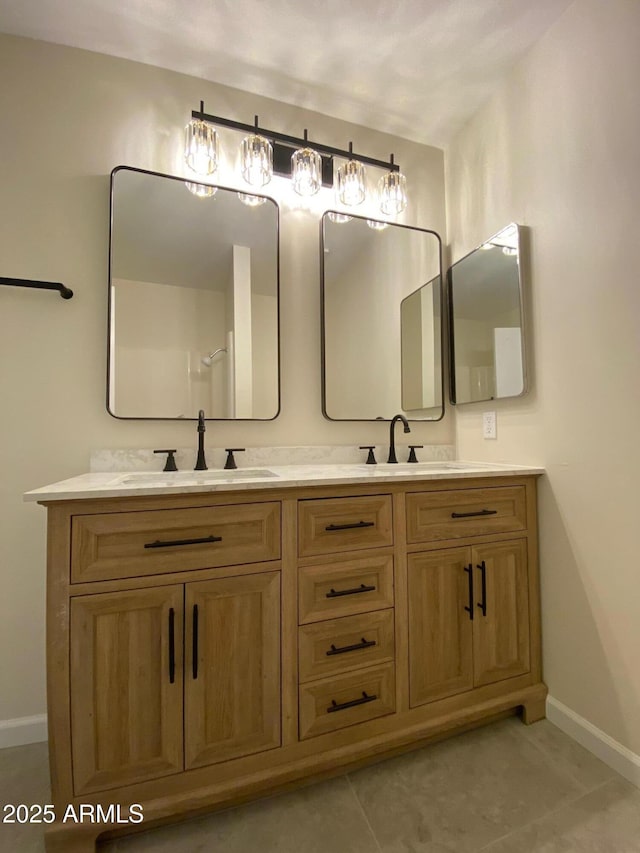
xmin=1 ymin=716 xmax=639 ymax=852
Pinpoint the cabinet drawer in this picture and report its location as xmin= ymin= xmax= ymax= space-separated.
xmin=299 ymin=610 xmax=394 ymax=683
xmin=298 ymin=495 xmax=392 ymax=558
xmin=71 ymin=502 xmax=281 ymax=582
xmin=299 ymin=663 xmax=395 ymax=740
xmin=406 ymin=487 xmax=526 ymax=544
xmin=299 ymin=554 xmax=394 ymax=624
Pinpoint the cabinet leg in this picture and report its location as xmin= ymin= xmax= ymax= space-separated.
xmin=45 ymin=824 xmax=100 ymax=853
xmin=521 ymin=695 xmax=546 ymax=725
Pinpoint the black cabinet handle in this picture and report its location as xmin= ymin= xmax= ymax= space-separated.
xmin=145 ymin=534 xmax=223 ymax=549
xmin=326 ymin=637 xmax=376 ymax=657
xmin=327 ymin=691 xmax=377 ymax=714
xmin=451 ymin=509 xmax=498 ymax=519
xmin=325 ymin=521 xmax=375 ymax=532
xmin=192 ymin=604 xmax=199 ymax=680
xmin=463 ymin=564 xmax=474 ymax=621
xmin=168 ymin=608 xmax=176 ymax=684
xmin=477 ymin=560 xmax=487 ymax=616
xmin=326 ymin=583 xmax=376 ymax=599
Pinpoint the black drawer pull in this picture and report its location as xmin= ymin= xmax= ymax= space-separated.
xmin=463 ymin=564 xmax=474 ymax=621
xmin=144 ymin=534 xmax=223 ymax=549
xmin=451 ymin=509 xmax=498 ymax=519
xmin=192 ymin=604 xmax=199 ymax=680
xmin=477 ymin=560 xmax=487 ymax=616
xmin=326 ymin=583 xmax=376 ymax=599
xmin=326 ymin=637 xmax=377 ymax=657
xmin=325 ymin=521 xmax=375 ymax=532
xmin=168 ymin=608 xmax=176 ymax=684
xmin=327 ymin=691 xmax=377 ymax=714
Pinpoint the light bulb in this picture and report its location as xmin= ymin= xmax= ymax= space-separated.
xmin=327 ymin=211 xmax=352 ymax=224
xmin=184 ymin=119 xmax=219 ymax=176
xmin=291 ymin=147 xmax=322 ymax=196
xmin=378 ymin=170 xmax=407 ymax=215
xmin=336 ymin=160 xmax=366 ymax=206
xmin=238 ymin=192 xmax=267 ymax=207
xmin=185 ymin=182 xmax=217 ymax=198
xmin=241 ymin=134 xmax=273 ymax=187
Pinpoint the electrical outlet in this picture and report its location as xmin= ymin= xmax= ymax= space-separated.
xmin=483 ymin=411 xmax=497 ymax=439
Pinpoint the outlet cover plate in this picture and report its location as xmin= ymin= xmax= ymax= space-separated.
xmin=483 ymin=411 xmax=497 ymax=439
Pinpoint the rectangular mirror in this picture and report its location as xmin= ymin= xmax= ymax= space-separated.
xmin=447 ymin=223 xmax=527 ymax=404
xmin=108 ymin=166 xmax=280 ymax=419
xmin=321 ymin=212 xmax=443 ymax=421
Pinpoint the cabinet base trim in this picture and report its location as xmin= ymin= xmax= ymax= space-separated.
xmin=546 ymin=695 xmax=640 ymax=788
xmin=47 ymin=683 xmax=547 ymax=852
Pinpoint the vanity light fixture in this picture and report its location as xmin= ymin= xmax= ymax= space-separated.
xmin=241 ymin=121 xmax=273 ymax=187
xmin=184 ymin=102 xmax=404 ymax=212
xmin=366 ymin=219 xmax=389 ymax=231
xmin=184 ymin=117 xmax=219 ymax=176
xmin=327 ymin=211 xmax=352 ymax=223
xmin=237 ymin=192 xmax=267 ymax=207
xmin=291 ymin=132 xmax=322 ymax=196
xmin=185 ymin=181 xmax=217 ymax=198
xmin=378 ymin=156 xmax=407 ymax=214
xmin=336 ymin=143 xmax=366 ymax=206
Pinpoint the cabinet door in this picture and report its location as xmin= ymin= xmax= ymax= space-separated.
xmin=408 ymin=548 xmax=474 ymax=707
xmin=472 ymin=540 xmax=530 ymax=687
xmin=185 ymin=572 xmax=281 ymax=769
xmin=70 ymin=585 xmax=184 ymax=794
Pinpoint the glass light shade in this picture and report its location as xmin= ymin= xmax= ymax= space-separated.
xmin=291 ymin=147 xmax=322 ymax=196
xmin=336 ymin=160 xmax=366 ymax=206
xmin=241 ymin=134 xmax=273 ymax=187
xmin=327 ymin=211 xmax=352 ymax=224
xmin=237 ymin=192 xmax=267 ymax=207
xmin=366 ymin=219 xmax=389 ymax=231
xmin=378 ymin=170 xmax=407 ymax=215
xmin=185 ymin=181 xmax=217 ymax=198
xmin=184 ymin=119 xmax=219 ymax=176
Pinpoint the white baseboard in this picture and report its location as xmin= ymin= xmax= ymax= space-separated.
xmin=547 ymin=696 xmax=640 ymax=788
xmin=0 ymin=714 xmax=48 ymax=749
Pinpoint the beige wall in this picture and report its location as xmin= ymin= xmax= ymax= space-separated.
xmin=0 ymin=34 xmax=450 ymax=726
xmin=446 ymin=1 xmax=640 ymax=753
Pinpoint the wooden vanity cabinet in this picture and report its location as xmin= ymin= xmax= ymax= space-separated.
xmin=408 ymin=539 xmax=530 ymax=707
xmin=42 ymin=475 xmax=545 ymax=852
xmin=70 ymin=585 xmax=185 ymax=795
xmin=69 ymin=572 xmax=281 ymax=795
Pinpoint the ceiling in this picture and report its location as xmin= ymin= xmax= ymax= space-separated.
xmin=0 ymin=0 xmax=573 ymax=147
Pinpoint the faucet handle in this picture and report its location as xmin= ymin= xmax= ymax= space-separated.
xmin=359 ymin=445 xmax=377 ymax=465
xmin=154 ymin=449 xmax=178 ymax=472
xmin=407 ymin=445 xmax=424 ymax=463
xmin=224 ymin=448 xmax=246 ymax=470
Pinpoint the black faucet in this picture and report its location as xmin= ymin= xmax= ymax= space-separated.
xmin=194 ymin=409 xmax=207 ymax=470
xmin=388 ymin=413 xmax=411 ymax=463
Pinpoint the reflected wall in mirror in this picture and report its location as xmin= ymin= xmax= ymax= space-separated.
xmin=108 ymin=167 xmax=280 ymax=419
xmin=322 ymin=212 xmax=443 ymax=421
xmin=401 ymin=277 xmax=442 ymax=412
xmin=448 ymin=223 xmax=527 ymax=405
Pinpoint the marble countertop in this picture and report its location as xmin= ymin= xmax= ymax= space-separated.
xmin=24 ymin=461 xmax=544 ymax=502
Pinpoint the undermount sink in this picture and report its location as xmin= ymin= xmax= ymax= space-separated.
xmin=353 ymin=462 xmax=459 ymax=473
xmin=120 ymin=469 xmax=278 ymax=485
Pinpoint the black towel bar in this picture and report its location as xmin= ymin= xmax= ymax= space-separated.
xmin=0 ymin=277 xmax=73 ymax=299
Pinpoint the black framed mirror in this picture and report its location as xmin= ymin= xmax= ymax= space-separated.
xmin=108 ymin=166 xmax=280 ymax=420
xmin=448 ymin=223 xmax=527 ymax=405
xmin=321 ymin=212 xmax=444 ymax=421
